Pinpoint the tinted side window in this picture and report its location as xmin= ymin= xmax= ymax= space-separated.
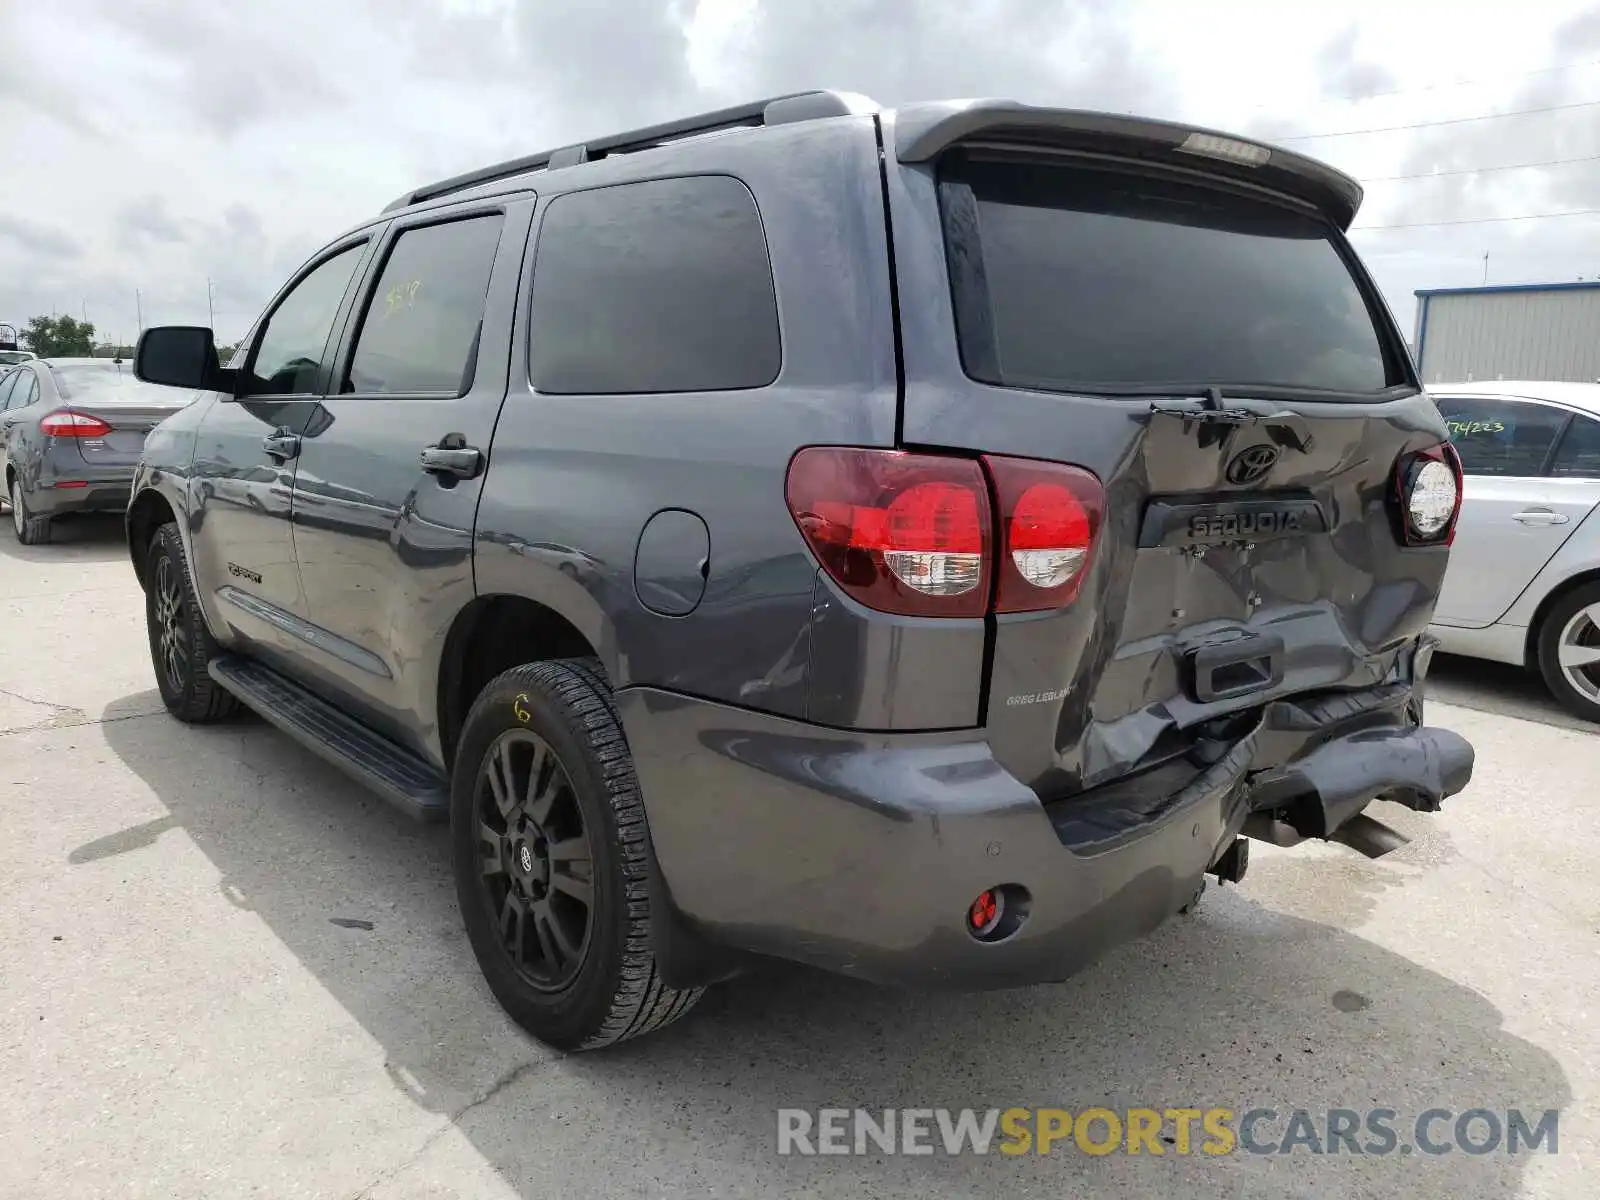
xmin=529 ymin=176 xmax=780 ymax=394
xmin=1433 ymin=396 xmax=1567 ymax=477
xmin=1550 ymin=414 xmax=1600 ymax=479
xmin=0 ymin=372 xmax=17 ymax=410
xmin=346 ymin=215 xmax=504 ymax=395
xmin=941 ymin=157 xmax=1393 ymax=395
xmin=19 ymin=375 xmax=39 ymax=409
xmin=247 ymin=243 xmax=365 ymax=396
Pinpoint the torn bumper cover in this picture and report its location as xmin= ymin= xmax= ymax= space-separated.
xmin=1144 ymin=680 xmax=1475 ymax=854
xmin=1248 ymin=724 xmax=1473 ymax=837
xmin=622 ymin=671 xmax=1474 ymax=991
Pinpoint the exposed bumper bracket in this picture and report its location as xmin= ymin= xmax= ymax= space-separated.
xmin=1247 ymin=723 xmax=1473 ymax=845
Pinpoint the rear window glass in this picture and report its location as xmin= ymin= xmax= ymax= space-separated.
xmin=49 ymin=361 xmax=164 ymax=400
xmin=528 ymin=175 xmax=780 ymax=395
xmin=941 ymin=157 xmax=1394 ymax=395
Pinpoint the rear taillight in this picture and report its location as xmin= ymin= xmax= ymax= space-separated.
xmin=1394 ymin=442 xmax=1462 ymax=547
xmin=784 ymin=447 xmax=1104 ymax=618
xmin=785 ymin=447 xmax=991 ymax=617
xmin=984 ymin=456 xmax=1104 ymax=613
xmin=39 ymin=410 xmax=112 ymax=438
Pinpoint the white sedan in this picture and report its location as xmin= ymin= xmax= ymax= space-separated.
xmin=1426 ymin=381 xmax=1600 ymax=722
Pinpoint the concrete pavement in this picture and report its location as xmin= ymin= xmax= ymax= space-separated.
xmin=2 ymin=516 xmax=1595 ymax=1199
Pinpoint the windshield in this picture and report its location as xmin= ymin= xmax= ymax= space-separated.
xmin=48 ymin=361 xmax=172 ymax=402
xmin=0 ymin=351 xmax=33 ymax=365
xmin=940 ymin=155 xmax=1397 ymax=396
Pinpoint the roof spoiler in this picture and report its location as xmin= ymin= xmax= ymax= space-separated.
xmin=893 ymin=100 xmax=1364 ymax=230
xmin=381 ymin=89 xmax=879 ymax=215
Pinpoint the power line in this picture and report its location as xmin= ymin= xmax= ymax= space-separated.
xmin=1365 ymin=153 xmax=1600 ymax=182
xmin=1277 ymin=98 xmax=1600 ymax=141
xmin=1354 ymin=208 xmax=1600 ymax=231
xmin=1255 ymin=56 xmax=1600 ymax=110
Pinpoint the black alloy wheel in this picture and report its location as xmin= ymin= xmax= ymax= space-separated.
xmin=451 ymin=658 xmax=703 ymax=1050
xmin=474 ymin=729 xmax=595 ymax=991
xmin=143 ymin=522 xmax=240 ymax=723
xmin=152 ymin=552 xmax=190 ymax=698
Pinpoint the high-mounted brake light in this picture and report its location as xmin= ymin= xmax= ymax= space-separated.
xmin=1393 ymin=442 xmax=1463 ymax=547
xmin=785 ymin=447 xmax=992 ymax=618
xmin=984 ymin=457 xmax=1104 ymax=613
xmin=1177 ymin=131 xmax=1271 ymax=167
xmin=39 ymin=410 xmax=112 ymax=438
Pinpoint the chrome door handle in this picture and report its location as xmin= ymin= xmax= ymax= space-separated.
xmin=420 ymin=440 xmax=482 ymax=480
xmin=262 ymin=430 xmax=301 ymax=461
xmin=1513 ymin=509 xmax=1569 ymax=526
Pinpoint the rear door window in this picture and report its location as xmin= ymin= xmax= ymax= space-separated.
xmin=1550 ymin=414 xmax=1600 ymax=479
xmin=528 ymin=175 xmax=780 ymax=394
xmin=345 ymin=214 xmax=505 ymax=395
xmin=940 ymin=156 xmax=1395 ymax=395
xmin=0 ymin=372 xmax=18 ymax=409
xmin=1433 ymin=396 xmax=1568 ymax=477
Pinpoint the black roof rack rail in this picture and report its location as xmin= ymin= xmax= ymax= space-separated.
xmin=380 ymin=89 xmax=876 ymax=214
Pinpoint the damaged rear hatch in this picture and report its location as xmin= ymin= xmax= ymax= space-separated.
xmin=884 ymin=104 xmax=1462 ymax=833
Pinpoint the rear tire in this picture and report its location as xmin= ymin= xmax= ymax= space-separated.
xmin=144 ymin=522 xmax=241 ymax=723
xmin=9 ymin=477 xmax=51 ymax=545
xmin=451 ymin=658 xmax=703 ymax=1051
xmin=1536 ymin=582 xmax=1600 ymax=724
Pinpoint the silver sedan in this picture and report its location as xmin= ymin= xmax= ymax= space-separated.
xmin=1427 ymin=381 xmax=1600 ymax=722
xmin=1 ymin=357 xmax=193 ymax=546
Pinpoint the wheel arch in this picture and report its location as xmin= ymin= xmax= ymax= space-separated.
xmin=1524 ymin=567 xmax=1600 ymax=668
xmin=127 ymin=487 xmax=177 ymax=589
xmin=436 ymin=592 xmax=612 ymax=772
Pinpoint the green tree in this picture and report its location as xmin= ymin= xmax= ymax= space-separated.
xmin=22 ymin=315 xmax=97 ymax=357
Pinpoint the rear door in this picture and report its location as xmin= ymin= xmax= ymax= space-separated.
xmin=1430 ymin=394 xmax=1598 ymax=626
xmin=287 ymin=198 xmax=530 ymax=757
xmin=885 ymin=123 xmax=1451 ymax=796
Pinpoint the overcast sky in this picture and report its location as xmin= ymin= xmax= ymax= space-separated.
xmin=3 ymin=0 xmax=1599 ymax=346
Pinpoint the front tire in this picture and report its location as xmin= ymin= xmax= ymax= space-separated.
xmin=451 ymin=659 xmax=702 ymax=1050
xmin=9 ymin=476 xmax=51 ymax=545
xmin=1536 ymin=582 xmax=1600 ymax=724
xmin=144 ymin=522 xmax=241 ymax=723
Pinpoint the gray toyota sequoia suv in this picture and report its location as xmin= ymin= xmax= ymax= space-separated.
xmin=128 ymin=91 xmax=1475 ymax=1051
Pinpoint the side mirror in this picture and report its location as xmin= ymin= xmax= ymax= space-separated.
xmin=134 ymin=326 xmax=229 ymax=391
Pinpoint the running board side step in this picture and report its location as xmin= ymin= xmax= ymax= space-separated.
xmin=207 ymin=655 xmax=450 ymax=823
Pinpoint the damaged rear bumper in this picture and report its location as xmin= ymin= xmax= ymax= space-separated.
xmin=620 ymin=653 xmax=1474 ymax=991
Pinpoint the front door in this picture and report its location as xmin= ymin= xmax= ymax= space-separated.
xmin=186 ymin=238 xmax=373 ymax=665
xmin=288 ymin=200 xmax=531 ymax=759
xmin=1432 ymin=394 xmax=1600 ymax=626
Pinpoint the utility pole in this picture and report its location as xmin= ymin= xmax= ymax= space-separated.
xmin=1482 ymin=252 xmax=1489 ymax=285
xmin=136 ymin=289 xmax=143 ymax=333
xmin=207 ymin=277 xmax=215 ymax=327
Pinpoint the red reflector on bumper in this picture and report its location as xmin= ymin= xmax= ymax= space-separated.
xmin=52 ymin=481 xmax=89 ymax=489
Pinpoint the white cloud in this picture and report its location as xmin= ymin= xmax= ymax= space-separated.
xmin=2 ymin=0 xmax=1598 ymax=346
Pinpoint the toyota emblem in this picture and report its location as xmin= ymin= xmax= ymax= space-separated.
xmin=1225 ymin=444 xmax=1280 ymax=485
xmin=519 ymin=844 xmax=535 ymax=873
